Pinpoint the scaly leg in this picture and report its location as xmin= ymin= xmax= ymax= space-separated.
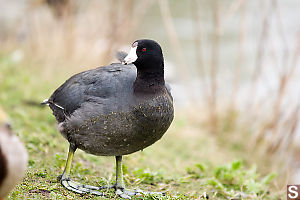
xmin=114 ymin=156 xmax=134 ymax=199
xmin=113 ymin=156 xmax=165 ymax=199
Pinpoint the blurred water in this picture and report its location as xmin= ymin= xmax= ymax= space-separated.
xmin=136 ymin=0 xmax=300 ymax=109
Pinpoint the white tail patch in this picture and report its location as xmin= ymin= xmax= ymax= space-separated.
xmin=41 ymin=99 xmax=49 ymax=105
xmin=53 ymin=103 xmax=65 ymax=110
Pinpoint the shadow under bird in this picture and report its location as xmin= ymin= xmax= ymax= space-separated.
xmin=42 ymin=39 xmax=174 ymax=199
xmin=0 ymin=108 xmax=28 ymax=200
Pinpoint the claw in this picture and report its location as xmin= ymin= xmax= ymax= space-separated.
xmin=116 ymin=189 xmax=132 ymax=199
xmin=133 ymin=188 xmax=166 ymax=196
xmin=114 ymin=188 xmax=166 ymax=199
xmin=61 ymin=178 xmax=103 ymax=196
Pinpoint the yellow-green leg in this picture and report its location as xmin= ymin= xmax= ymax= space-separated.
xmin=58 ymin=144 xmax=103 ymax=195
xmin=60 ymin=145 xmax=74 ymax=180
xmin=115 ymin=156 xmax=125 ymax=188
xmin=114 ymin=156 xmax=134 ymax=199
xmin=113 ymin=156 xmax=165 ymax=199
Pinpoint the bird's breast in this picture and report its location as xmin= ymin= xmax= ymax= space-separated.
xmin=65 ymin=94 xmax=174 ymax=156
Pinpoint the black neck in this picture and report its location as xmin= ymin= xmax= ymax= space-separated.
xmin=133 ymin=61 xmax=165 ymax=94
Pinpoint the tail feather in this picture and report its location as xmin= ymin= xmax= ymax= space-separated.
xmin=41 ymin=99 xmax=49 ymax=105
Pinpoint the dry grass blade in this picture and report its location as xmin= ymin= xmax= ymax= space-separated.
xmin=231 ymin=0 xmax=246 ymax=109
xmin=253 ymin=0 xmax=300 ymax=156
xmin=191 ymin=0 xmax=205 ymax=78
xmin=248 ymin=0 xmax=272 ymax=108
xmin=207 ymin=0 xmax=220 ymax=134
xmin=158 ymin=0 xmax=193 ymax=101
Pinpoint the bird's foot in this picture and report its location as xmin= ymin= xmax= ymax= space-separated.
xmin=58 ymin=175 xmax=165 ymax=199
xmin=115 ymin=188 xmax=135 ymax=199
xmin=60 ymin=176 xmax=104 ymax=196
xmin=114 ymin=187 xmax=166 ymax=199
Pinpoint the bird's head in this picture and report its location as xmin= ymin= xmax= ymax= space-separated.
xmin=123 ymin=39 xmax=164 ymax=69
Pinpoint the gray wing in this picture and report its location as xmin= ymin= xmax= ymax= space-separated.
xmin=47 ymin=64 xmax=136 ymax=123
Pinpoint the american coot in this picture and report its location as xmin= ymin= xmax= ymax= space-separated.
xmin=43 ymin=39 xmax=174 ymax=198
xmin=0 ymin=108 xmax=28 ymax=199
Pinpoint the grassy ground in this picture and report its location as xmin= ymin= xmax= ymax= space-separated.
xmin=0 ymin=54 xmax=283 ymax=199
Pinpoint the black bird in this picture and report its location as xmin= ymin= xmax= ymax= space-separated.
xmin=42 ymin=39 xmax=174 ymax=198
xmin=0 ymin=108 xmax=28 ymax=200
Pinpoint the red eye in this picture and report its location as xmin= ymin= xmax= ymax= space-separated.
xmin=142 ymin=48 xmax=146 ymax=52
